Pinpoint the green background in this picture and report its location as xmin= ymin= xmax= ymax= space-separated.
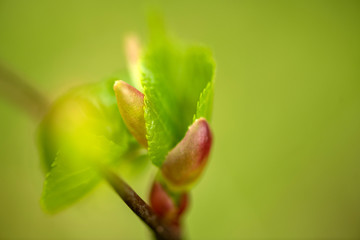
xmin=1 ymin=0 xmax=360 ymax=239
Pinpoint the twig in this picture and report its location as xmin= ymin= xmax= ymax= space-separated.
xmin=102 ymin=169 xmax=181 ymax=240
xmin=0 ymin=62 xmax=48 ymax=119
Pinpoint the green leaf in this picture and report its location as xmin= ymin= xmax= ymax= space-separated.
xmin=38 ymin=76 xmax=137 ymax=212
xmin=41 ymin=158 xmax=100 ymax=213
xmin=194 ymin=81 xmax=214 ymax=122
xmin=38 ymin=77 xmax=134 ymax=171
xmin=41 ymin=135 xmax=122 ymax=213
xmin=141 ymin=35 xmax=215 ymax=166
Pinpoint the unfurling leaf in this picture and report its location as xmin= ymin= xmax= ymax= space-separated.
xmin=39 ymin=77 xmax=138 ymax=212
xmin=141 ymin=35 xmax=215 ymax=167
xmin=41 ymin=135 xmax=123 ymax=213
xmin=161 ymin=118 xmax=212 ymax=188
xmin=194 ymin=81 xmax=214 ymax=122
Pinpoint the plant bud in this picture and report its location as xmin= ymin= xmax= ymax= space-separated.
xmin=113 ymin=80 xmax=147 ymax=147
xmin=150 ymin=181 xmax=189 ymax=222
xmin=176 ymin=193 xmax=189 ymax=218
xmin=161 ymin=118 xmax=212 ymax=187
xmin=150 ymin=181 xmax=176 ymax=219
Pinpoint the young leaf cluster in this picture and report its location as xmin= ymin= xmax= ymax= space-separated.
xmin=38 ymin=26 xmax=215 ymax=213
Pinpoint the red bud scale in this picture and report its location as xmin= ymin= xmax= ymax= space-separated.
xmin=161 ymin=118 xmax=212 ymax=188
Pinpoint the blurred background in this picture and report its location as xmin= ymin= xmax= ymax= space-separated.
xmin=1 ymin=0 xmax=360 ymax=239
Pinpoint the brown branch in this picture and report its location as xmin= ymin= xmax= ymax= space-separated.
xmin=0 ymin=62 xmax=48 ymax=119
xmin=102 ymin=169 xmax=181 ymax=240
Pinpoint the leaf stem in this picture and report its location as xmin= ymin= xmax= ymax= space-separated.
xmin=102 ymin=169 xmax=181 ymax=240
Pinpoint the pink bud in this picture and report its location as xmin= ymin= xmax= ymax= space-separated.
xmin=113 ymin=80 xmax=147 ymax=147
xmin=150 ymin=181 xmax=189 ymax=222
xmin=150 ymin=181 xmax=176 ymax=219
xmin=176 ymin=193 xmax=189 ymax=218
xmin=161 ymin=118 xmax=212 ymax=187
